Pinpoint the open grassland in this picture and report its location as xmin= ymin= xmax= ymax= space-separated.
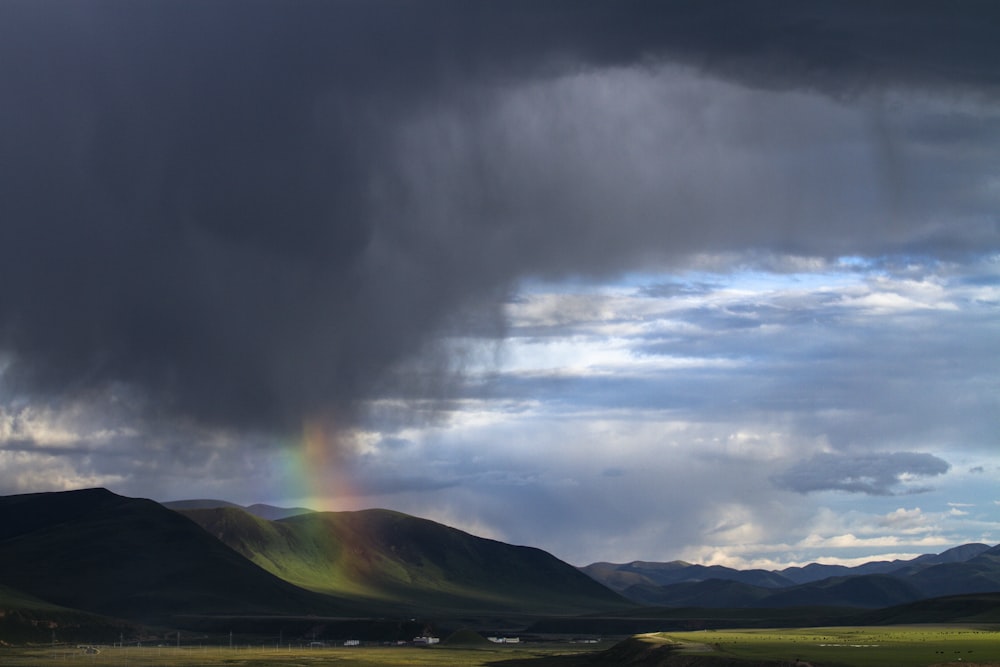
xmin=0 ymin=641 xmax=609 ymax=667
xmin=653 ymin=624 xmax=1000 ymax=666
xmin=5 ymin=626 xmax=1000 ymax=666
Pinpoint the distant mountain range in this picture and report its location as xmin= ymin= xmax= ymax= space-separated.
xmin=581 ymin=543 xmax=1000 ymax=608
xmin=162 ymin=498 xmax=314 ymax=520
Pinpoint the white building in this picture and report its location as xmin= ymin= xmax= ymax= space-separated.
xmin=413 ymin=636 xmax=440 ymax=645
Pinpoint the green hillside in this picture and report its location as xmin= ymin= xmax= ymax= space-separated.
xmin=0 ymin=488 xmax=352 ymax=623
xmin=180 ymin=506 xmax=631 ymax=614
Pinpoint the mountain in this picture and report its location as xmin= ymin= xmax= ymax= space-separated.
xmin=160 ymin=498 xmax=244 ymax=511
xmin=0 ymin=488 xmax=628 ymax=628
xmin=589 ymin=544 xmax=999 ymax=609
xmin=0 ymin=581 xmax=144 ymax=644
xmin=162 ymin=498 xmax=313 ymax=520
xmin=857 ymin=592 xmax=1000 ymax=624
xmin=621 ymin=572 xmax=925 ymax=609
xmin=623 ymin=579 xmax=774 ymax=608
xmin=765 ymin=574 xmax=925 ymax=608
xmin=912 ymin=542 xmax=993 ymax=566
xmin=581 ymin=560 xmax=794 ymax=590
xmin=245 ymin=503 xmax=314 ymax=520
xmin=908 ymin=544 xmax=1000 ymax=598
xmin=178 ymin=505 xmax=630 ymax=614
xmin=778 ymin=543 xmax=992 ymax=584
xmin=584 ymin=544 xmax=993 ymax=594
xmin=0 ymin=488 xmax=350 ymax=623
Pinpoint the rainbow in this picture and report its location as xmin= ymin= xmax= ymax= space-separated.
xmin=275 ymin=418 xmax=361 ymax=512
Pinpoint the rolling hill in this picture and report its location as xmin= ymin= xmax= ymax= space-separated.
xmin=178 ymin=505 xmax=630 ymax=614
xmin=0 ymin=488 xmax=629 ymax=630
xmin=0 ymin=488 xmax=353 ymax=623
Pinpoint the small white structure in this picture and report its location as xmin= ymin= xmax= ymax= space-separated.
xmin=488 ymin=636 xmax=520 ymax=644
xmin=413 ymin=636 xmax=440 ymax=645
xmin=343 ymin=639 xmax=360 ymax=646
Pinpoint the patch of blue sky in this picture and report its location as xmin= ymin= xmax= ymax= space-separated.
xmin=510 ymin=250 xmax=990 ymax=308
xmin=566 ymin=260 xmax=871 ymax=301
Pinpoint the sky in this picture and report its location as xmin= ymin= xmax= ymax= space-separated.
xmin=1 ymin=1 xmax=999 ymax=569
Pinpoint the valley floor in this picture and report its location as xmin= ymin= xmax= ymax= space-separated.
xmin=0 ymin=642 xmax=606 ymax=667
xmin=4 ymin=625 xmax=1000 ymax=667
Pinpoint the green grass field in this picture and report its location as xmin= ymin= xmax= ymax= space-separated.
xmin=0 ymin=641 xmax=608 ymax=667
xmin=651 ymin=624 xmax=1000 ymax=666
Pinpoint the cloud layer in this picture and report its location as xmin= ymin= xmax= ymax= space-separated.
xmin=2 ymin=1 xmax=999 ymax=436
xmin=772 ymin=452 xmax=951 ymax=495
xmin=1 ymin=1 xmax=998 ymax=565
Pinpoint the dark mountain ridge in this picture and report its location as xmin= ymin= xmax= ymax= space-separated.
xmin=0 ymin=488 xmax=351 ymax=623
xmin=582 ymin=560 xmax=796 ymax=590
xmin=585 ymin=543 xmax=1000 ymax=609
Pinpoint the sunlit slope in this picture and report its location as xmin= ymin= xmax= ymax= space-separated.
xmin=181 ymin=506 xmax=630 ymax=614
xmin=0 ymin=488 xmax=350 ymax=622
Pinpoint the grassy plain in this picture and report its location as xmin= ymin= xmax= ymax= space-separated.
xmin=4 ymin=626 xmax=1000 ymax=666
xmin=652 ymin=624 xmax=1000 ymax=666
xmin=0 ymin=641 xmax=608 ymax=667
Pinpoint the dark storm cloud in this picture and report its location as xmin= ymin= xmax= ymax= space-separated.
xmin=1 ymin=1 xmax=998 ymax=438
xmin=772 ymin=451 xmax=951 ymax=495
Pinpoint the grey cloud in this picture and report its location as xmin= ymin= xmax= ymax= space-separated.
xmin=376 ymin=437 xmax=413 ymax=451
xmin=0 ymin=0 xmax=998 ymax=447
xmin=0 ymin=439 xmax=46 ymax=454
xmin=639 ymin=281 xmax=719 ymax=298
xmin=771 ymin=452 xmax=951 ymax=495
xmin=349 ymin=474 xmax=460 ymax=498
xmin=0 ymin=439 xmax=106 ymax=457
